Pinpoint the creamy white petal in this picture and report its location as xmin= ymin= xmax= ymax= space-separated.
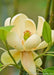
xmin=24 ymin=34 xmax=41 ymax=51
xmin=4 ymin=17 xmax=11 ymax=26
xmin=52 ymin=30 xmax=54 ymax=43
xmin=7 ymin=32 xmax=23 ymax=51
xmin=37 ymin=16 xmax=45 ymax=36
xmin=24 ymin=19 xmax=36 ymax=34
xmin=33 ymin=52 xmax=42 ymax=67
xmin=20 ymin=52 xmax=36 ymax=75
xmin=36 ymin=41 xmax=48 ymax=50
xmin=1 ymin=50 xmax=20 ymax=65
xmin=11 ymin=13 xmax=28 ymax=40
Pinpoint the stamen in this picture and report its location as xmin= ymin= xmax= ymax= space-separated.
xmin=24 ymin=30 xmax=31 ymax=41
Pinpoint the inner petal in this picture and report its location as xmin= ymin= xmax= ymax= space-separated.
xmin=24 ymin=34 xmax=41 ymax=51
xmin=24 ymin=30 xmax=32 ymax=41
xmin=11 ymin=13 xmax=28 ymax=40
xmin=24 ymin=19 xmax=36 ymax=34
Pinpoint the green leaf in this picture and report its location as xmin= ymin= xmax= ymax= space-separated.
xmin=43 ymin=66 xmax=54 ymax=75
xmin=49 ymin=45 xmax=54 ymax=52
xmin=0 ymin=63 xmax=3 ymax=71
xmin=0 ymin=26 xmax=14 ymax=41
xmin=0 ymin=68 xmax=3 ymax=71
xmin=0 ymin=26 xmax=14 ymax=31
xmin=0 ymin=63 xmax=3 ymax=67
xmin=42 ymin=21 xmax=52 ymax=43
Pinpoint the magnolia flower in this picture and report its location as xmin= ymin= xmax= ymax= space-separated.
xmin=1 ymin=13 xmax=54 ymax=75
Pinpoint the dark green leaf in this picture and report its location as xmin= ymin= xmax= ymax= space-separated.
xmin=48 ymin=45 xmax=54 ymax=52
xmin=43 ymin=66 xmax=54 ymax=75
xmin=0 ymin=26 xmax=14 ymax=41
xmin=42 ymin=21 xmax=52 ymax=43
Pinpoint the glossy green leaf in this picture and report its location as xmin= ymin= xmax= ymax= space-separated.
xmin=0 ymin=26 xmax=14 ymax=41
xmin=42 ymin=21 xmax=52 ymax=43
xmin=43 ymin=66 xmax=54 ymax=75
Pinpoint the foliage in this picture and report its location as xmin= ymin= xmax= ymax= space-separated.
xmin=42 ymin=21 xmax=52 ymax=43
xmin=43 ymin=66 xmax=54 ymax=75
xmin=0 ymin=26 xmax=13 ymax=41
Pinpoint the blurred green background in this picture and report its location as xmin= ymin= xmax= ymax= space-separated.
xmin=0 ymin=0 xmax=47 ymax=26
xmin=0 ymin=0 xmax=54 ymax=75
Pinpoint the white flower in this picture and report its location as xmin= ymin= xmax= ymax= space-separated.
xmin=1 ymin=13 xmax=54 ymax=75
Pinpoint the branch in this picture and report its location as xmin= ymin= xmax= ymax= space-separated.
xmin=49 ymin=0 xmax=54 ymax=29
xmin=45 ymin=0 xmax=52 ymax=22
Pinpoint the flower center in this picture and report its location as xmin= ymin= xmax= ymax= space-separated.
xmin=24 ymin=30 xmax=31 ymax=41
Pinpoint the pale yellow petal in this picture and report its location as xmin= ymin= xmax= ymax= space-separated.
xmin=20 ymin=52 xmax=36 ymax=75
xmin=11 ymin=13 xmax=28 ymax=40
xmin=7 ymin=32 xmax=23 ymax=51
xmin=24 ymin=19 xmax=36 ymax=34
xmin=52 ymin=30 xmax=54 ymax=43
xmin=4 ymin=17 xmax=11 ymax=26
xmin=33 ymin=52 xmax=42 ymax=67
xmin=36 ymin=41 xmax=48 ymax=50
xmin=24 ymin=34 xmax=41 ymax=51
xmin=1 ymin=50 xmax=20 ymax=65
xmin=37 ymin=16 xmax=45 ymax=36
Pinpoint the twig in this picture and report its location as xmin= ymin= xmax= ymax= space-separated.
xmin=49 ymin=0 xmax=54 ymax=29
xmin=45 ymin=0 xmax=52 ymax=22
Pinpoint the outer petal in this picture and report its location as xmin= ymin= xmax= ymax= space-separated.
xmin=11 ymin=13 xmax=28 ymax=40
xmin=4 ymin=17 xmax=11 ymax=26
xmin=24 ymin=34 xmax=41 ymax=51
xmin=36 ymin=41 xmax=48 ymax=50
xmin=20 ymin=51 xmax=36 ymax=75
xmin=37 ymin=16 xmax=45 ymax=36
xmin=52 ymin=30 xmax=54 ymax=43
xmin=7 ymin=32 xmax=23 ymax=51
xmin=1 ymin=50 xmax=20 ymax=65
xmin=33 ymin=52 xmax=42 ymax=67
xmin=24 ymin=19 xmax=36 ymax=34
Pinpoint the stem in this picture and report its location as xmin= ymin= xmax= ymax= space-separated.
xmin=13 ymin=0 xmax=19 ymax=16
xmin=34 ymin=53 xmax=45 ymax=61
xmin=34 ymin=52 xmax=54 ymax=61
xmin=19 ymin=69 xmax=24 ymax=75
xmin=34 ymin=45 xmax=51 ymax=61
xmin=37 ymin=69 xmax=42 ymax=72
xmin=42 ymin=0 xmax=52 ymax=69
xmin=44 ymin=44 xmax=51 ymax=53
xmin=47 ymin=52 xmax=54 ymax=53
xmin=45 ymin=0 xmax=52 ymax=22
xmin=0 ymin=47 xmax=6 ymax=51
xmin=46 ymin=54 xmax=54 ymax=56
xmin=49 ymin=0 xmax=54 ymax=29
xmin=5 ymin=41 xmax=21 ymax=70
xmin=19 ymin=65 xmax=24 ymax=75
xmin=37 ymin=66 xmax=43 ymax=71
